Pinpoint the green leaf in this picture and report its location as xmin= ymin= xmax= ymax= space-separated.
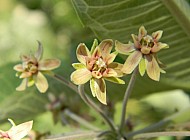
xmin=0 ymin=62 xmax=82 ymax=123
xmin=72 ymin=0 xmax=190 ymax=90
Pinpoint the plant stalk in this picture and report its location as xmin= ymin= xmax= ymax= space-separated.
xmin=119 ymin=68 xmax=138 ymax=134
xmin=53 ymin=74 xmax=117 ymax=132
xmin=78 ymin=85 xmax=117 ymax=132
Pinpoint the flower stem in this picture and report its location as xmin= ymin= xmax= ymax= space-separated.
xmin=53 ymin=74 xmax=78 ymax=93
xmin=78 ymin=85 xmax=117 ymax=132
xmin=119 ymin=68 xmax=138 ymax=134
xmin=53 ymin=74 xmax=117 ymax=132
xmin=63 ymin=109 xmax=100 ymax=131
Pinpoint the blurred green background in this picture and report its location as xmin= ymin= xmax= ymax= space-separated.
xmin=1 ymin=0 xmax=190 ymax=140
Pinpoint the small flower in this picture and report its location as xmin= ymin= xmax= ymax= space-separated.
xmin=115 ymin=26 xmax=169 ymax=81
xmin=14 ymin=41 xmax=61 ymax=93
xmin=0 ymin=119 xmax=33 ymax=140
xmin=71 ymin=39 xmax=125 ymax=105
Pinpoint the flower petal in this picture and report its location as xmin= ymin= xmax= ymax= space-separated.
xmin=92 ymin=47 xmax=101 ymax=58
xmin=13 ymin=64 xmax=23 ymax=72
xmin=122 ymin=51 xmax=142 ymax=74
xmin=35 ymin=41 xmax=43 ymax=61
xmin=8 ymin=121 xmax=33 ymax=140
xmin=72 ymin=63 xmax=86 ymax=69
xmin=103 ymin=68 xmax=118 ymax=77
xmin=90 ymin=78 xmax=107 ymax=105
xmin=76 ymin=43 xmax=90 ymax=64
xmin=104 ymin=77 xmax=125 ymax=84
xmin=151 ymin=42 xmax=169 ymax=53
xmin=19 ymin=72 xmax=32 ymax=78
xmin=90 ymin=39 xmax=98 ymax=54
xmin=152 ymin=30 xmax=163 ymax=42
xmin=131 ymin=34 xmax=139 ymax=49
xmin=71 ymin=68 xmax=92 ymax=85
xmin=16 ymin=78 xmax=27 ymax=91
xmin=145 ymin=55 xmax=160 ymax=81
xmin=98 ymin=39 xmax=113 ymax=58
xmin=27 ymin=78 xmax=35 ymax=87
xmin=139 ymin=57 xmax=146 ymax=76
xmin=90 ymin=78 xmax=96 ymax=97
xmin=34 ymin=72 xmax=48 ymax=93
xmin=115 ymin=40 xmax=135 ymax=55
xmin=38 ymin=59 xmax=61 ymax=70
xmin=108 ymin=62 xmax=124 ymax=77
xmin=138 ymin=26 xmax=147 ymax=39
xmin=105 ymin=51 xmax=118 ymax=65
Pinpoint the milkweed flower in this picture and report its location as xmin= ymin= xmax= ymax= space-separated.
xmin=71 ymin=39 xmax=125 ymax=105
xmin=0 ymin=119 xmax=33 ymax=140
xmin=115 ymin=26 xmax=169 ymax=81
xmin=14 ymin=41 xmax=61 ymax=93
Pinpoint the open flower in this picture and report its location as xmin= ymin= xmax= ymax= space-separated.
xmin=14 ymin=41 xmax=61 ymax=93
xmin=115 ymin=26 xmax=169 ymax=81
xmin=71 ymin=39 xmax=125 ymax=105
xmin=0 ymin=119 xmax=33 ymax=140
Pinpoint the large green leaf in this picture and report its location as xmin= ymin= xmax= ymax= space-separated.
xmin=0 ymin=62 xmax=82 ymax=123
xmin=72 ymin=0 xmax=190 ymax=91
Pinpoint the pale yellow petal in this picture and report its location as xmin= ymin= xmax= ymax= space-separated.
xmin=76 ymin=43 xmax=90 ymax=64
xmin=105 ymin=51 xmax=118 ymax=65
xmin=139 ymin=57 xmax=146 ymax=76
xmin=90 ymin=39 xmax=98 ymax=54
xmin=145 ymin=55 xmax=160 ymax=81
xmin=38 ymin=59 xmax=61 ymax=70
xmin=70 ymin=68 xmax=92 ymax=85
xmin=103 ymin=68 xmax=118 ymax=77
xmin=151 ymin=42 xmax=169 ymax=53
xmin=152 ymin=30 xmax=163 ymax=41
xmin=98 ymin=39 xmax=113 ymax=58
xmin=139 ymin=26 xmax=147 ymax=38
xmin=72 ymin=63 xmax=86 ymax=69
xmin=115 ymin=40 xmax=135 ymax=54
xmin=34 ymin=72 xmax=48 ymax=93
xmin=90 ymin=78 xmax=96 ymax=97
xmin=131 ymin=34 xmax=139 ymax=49
xmin=35 ymin=41 xmax=43 ymax=61
xmin=13 ymin=64 xmax=23 ymax=72
xmin=19 ymin=72 xmax=32 ymax=78
xmin=90 ymin=78 xmax=107 ymax=105
xmin=8 ymin=121 xmax=33 ymax=140
xmin=108 ymin=62 xmax=124 ymax=77
xmin=104 ymin=77 xmax=125 ymax=84
xmin=122 ymin=51 xmax=142 ymax=74
xmin=16 ymin=79 xmax=27 ymax=91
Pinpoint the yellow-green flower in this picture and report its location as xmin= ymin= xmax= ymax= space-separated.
xmin=115 ymin=26 xmax=169 ymax=81
xmin=0 ymin=119 xmax=33 ymax=140
xmin=71 ymin=39 xmax=125 ymax=105
xmin=14 ymin=41 xmax=61 ymax=93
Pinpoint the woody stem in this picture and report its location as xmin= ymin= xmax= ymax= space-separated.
xmin=119 ymin=67 xmax=138 ymax=135
xmin=78 ymin=85 xmax=117 ymax=132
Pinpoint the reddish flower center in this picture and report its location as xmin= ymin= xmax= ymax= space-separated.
xmin=140 ymin=36 xmax=154 ymax=54
xmin=23 ymin=61 xmax=38 ymax=74
xmin=91 ymin=57 xmax=107 ymax=78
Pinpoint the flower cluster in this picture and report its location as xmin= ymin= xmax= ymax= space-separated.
xmin=0 ymin=119 xmax=33 ymax=140
xmin=14 ymin=26 xmax=168 ymax=105
xmin=71 ymin=26 xmax=168 ymax=104
xmin=115 ymin=26 xmax=169 ymax=81
xmin=14 ymin=41 xmax=61 ymax=93
xmin=71 ymin=39 xmax=125 ymax=105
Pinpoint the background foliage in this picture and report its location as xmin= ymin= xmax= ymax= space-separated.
xmin=1 ymin=0 xmax=190 ymax=140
